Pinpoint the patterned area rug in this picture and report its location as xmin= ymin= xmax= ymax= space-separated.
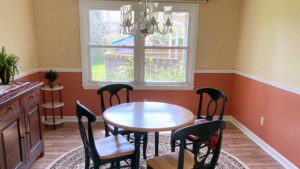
xmin=47 ymin=134 xmax=249 ymax=169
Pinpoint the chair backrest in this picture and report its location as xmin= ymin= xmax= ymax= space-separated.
xmin=97 ymin=84 xmax=133 ymax=113
xmin=172 ymin=120 xmax=225 ymax=169
xmin=76 ymin=101 xmax=99 ymax=161
xmin=196 ymin=88 xmax=227 ymax=121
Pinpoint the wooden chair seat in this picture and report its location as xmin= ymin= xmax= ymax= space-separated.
xmin=187 ymin=134 xmax=199 ymax=141
xmin=188 ymin=118 xmax=218 ymax=147
xmin=95 ymin=134 xmax=135 ymax=160
xmin=187 ymin=133 xmax=219 ymax=150
xmin=146 ymin=150 xmax=194 ymax=169
xmin=186 ymin=118 xmax=209 ymax=141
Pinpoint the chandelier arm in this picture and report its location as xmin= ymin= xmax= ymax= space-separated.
xmin=120 ymin=0 xmax=173 ymax=36
xmin=156 ymin=24 xmax=169 ymax=35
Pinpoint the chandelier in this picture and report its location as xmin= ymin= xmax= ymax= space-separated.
xmin=120 ymin=0 xmax=173 ymax=36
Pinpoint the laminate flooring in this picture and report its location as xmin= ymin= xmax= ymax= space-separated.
xmin=31 ymin=122 xmax=284 ymax=169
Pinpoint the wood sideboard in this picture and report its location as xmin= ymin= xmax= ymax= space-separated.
xmin=0 ymin=82 xmax=44 ymax=169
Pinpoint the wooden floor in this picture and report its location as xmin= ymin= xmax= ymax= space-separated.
xmin=31 ymin=122 xmax=284 ymax=169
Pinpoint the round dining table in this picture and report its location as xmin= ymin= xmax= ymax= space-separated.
xmin=103 ymin=102 xmax=194 ymax=168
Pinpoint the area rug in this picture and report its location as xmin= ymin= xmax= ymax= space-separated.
xmin=46 ymin=134 xmax=249 ymax=169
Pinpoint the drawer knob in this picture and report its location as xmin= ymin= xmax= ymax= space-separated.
xmin=7 ymin=105 xmax=14 ymax=110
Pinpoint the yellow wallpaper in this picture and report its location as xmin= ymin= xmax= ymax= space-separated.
xmin=236 ymin=0 xmax=300 ymax=88
xmin=0 ymin=0 xmax=39 ymax=72
xmin=32 ymin=0 xmax=240 ymax=70
xmin=196 ymin=0 xmax=241 ymax=69
xmin=32 ymin=0 xmax=81 ymax=68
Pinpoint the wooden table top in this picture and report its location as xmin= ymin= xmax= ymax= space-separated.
xmin=103 ymin=102 xmax=195 ymax=132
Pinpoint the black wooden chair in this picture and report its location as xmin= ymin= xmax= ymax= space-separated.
xmin=76 ymin=101 xmax=136 ymax=169
xmin=146 ymin=120 xmax=225 ymax=169
xmin=171 ymin=87 xmax=227 ymax=153
xmin=97 ymin=84 xmax=149 ymax=159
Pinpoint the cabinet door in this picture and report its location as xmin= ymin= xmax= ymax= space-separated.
xmin=24 ymin=100 xmax=43 ymax=164
xmin=0 ymin=109 xmax=26 ymax=169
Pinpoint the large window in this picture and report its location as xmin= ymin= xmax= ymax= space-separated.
xmin=80 ymin=0 xmax=198 ymax=89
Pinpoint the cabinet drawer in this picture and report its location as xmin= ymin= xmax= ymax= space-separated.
xmin=23 ymin=89 xmax=40 ymax=105
xmin=0 ymin=99 xmax=21 ymax=118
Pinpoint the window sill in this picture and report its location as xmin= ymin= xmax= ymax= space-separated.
xmin=82 ymin=84 xmax=194 ymax=90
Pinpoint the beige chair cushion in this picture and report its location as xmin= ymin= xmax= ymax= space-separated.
xmin=146 ymin=150 xmax=194 ymax=169
xmin=95 ymin=135 xmax=135 ymax=159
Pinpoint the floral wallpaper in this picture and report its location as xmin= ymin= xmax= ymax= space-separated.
xmin=33 ymin=0 xmax=81 ymax=68
xmin=236 ymin=0 xmax=300 ymax=88
xmin=0 ymin=0 xmax=39 ymax=72
xmin=32 ymin=0 xmax=240 ymax=70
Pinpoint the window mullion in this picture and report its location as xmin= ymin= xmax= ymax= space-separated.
xmin=134 ymin=11 xmax=145 ymax=85
xmin=139 ymin=37 xmax=145 ymax=85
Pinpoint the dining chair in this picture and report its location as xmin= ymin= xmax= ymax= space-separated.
xmin=97 ymin=83 xmax=149 ymax=159
xmin=171 ymin=87 xmax=227 ymax=153
xmin=76 ymin=101 xmax=136 ymax=169
xmin=97 ymin=84 xmax=134 ymax=137
xmin=147 ymin=120 xmax=225 ymax=169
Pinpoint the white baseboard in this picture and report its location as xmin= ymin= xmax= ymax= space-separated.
xmin=227 ymin=115 xmax=298 ymax=169
xmin=41 ymin=116 xmax=103 ymax=122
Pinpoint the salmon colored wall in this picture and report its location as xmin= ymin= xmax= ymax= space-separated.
xmin=231 ymin=74 xmax=300 ymax=167
xmin=33 ymin=72 xmax=234 ymax=117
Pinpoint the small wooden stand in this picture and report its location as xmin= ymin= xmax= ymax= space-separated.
xmin=41 ymin=84 xmax=64 ymax=129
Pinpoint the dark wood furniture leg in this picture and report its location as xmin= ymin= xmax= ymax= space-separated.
xmin=143 ymin=133 xmax=148 ymax=159
xmin=155 ymin=132 xmax=159 ymax=156
xmin=171 ymin=130 xmax=176 ymax=152
xmin=134 ymin=132 xmax=143 ymax=169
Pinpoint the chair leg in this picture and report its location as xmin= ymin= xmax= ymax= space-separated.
xmin=131 ymin=155 xmax=136 ymax=169
xmin=115 ymin=161 xmax=120 ymax=168
xmin=155 ymin=132 xmax=159 ymax=156
xmin=192 ymin=141 xmax=197 ymax=155
xmin=127 ymin=134 xmax=130 ymax=141
xmin=84 ymin=150 xmax=90 ymax=169
xmin=104 ymin=123 xmax=109 ymax=137
xmin=171 ymin=130 xmax=176 ymax=152
xmin=110 ymin=162 xmax=115 ymax=168
xmin=93 ymin=163 xmax=100 ymax=169
xmin=143 ymin=133 xmax=148 ymax=159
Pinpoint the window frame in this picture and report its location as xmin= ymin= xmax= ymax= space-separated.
xmin=79 ymin=0 xmax=199 ymax=90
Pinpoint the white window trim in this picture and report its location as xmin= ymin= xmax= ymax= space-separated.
xmin=79 ymin=0 xmax=199 ymax=90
